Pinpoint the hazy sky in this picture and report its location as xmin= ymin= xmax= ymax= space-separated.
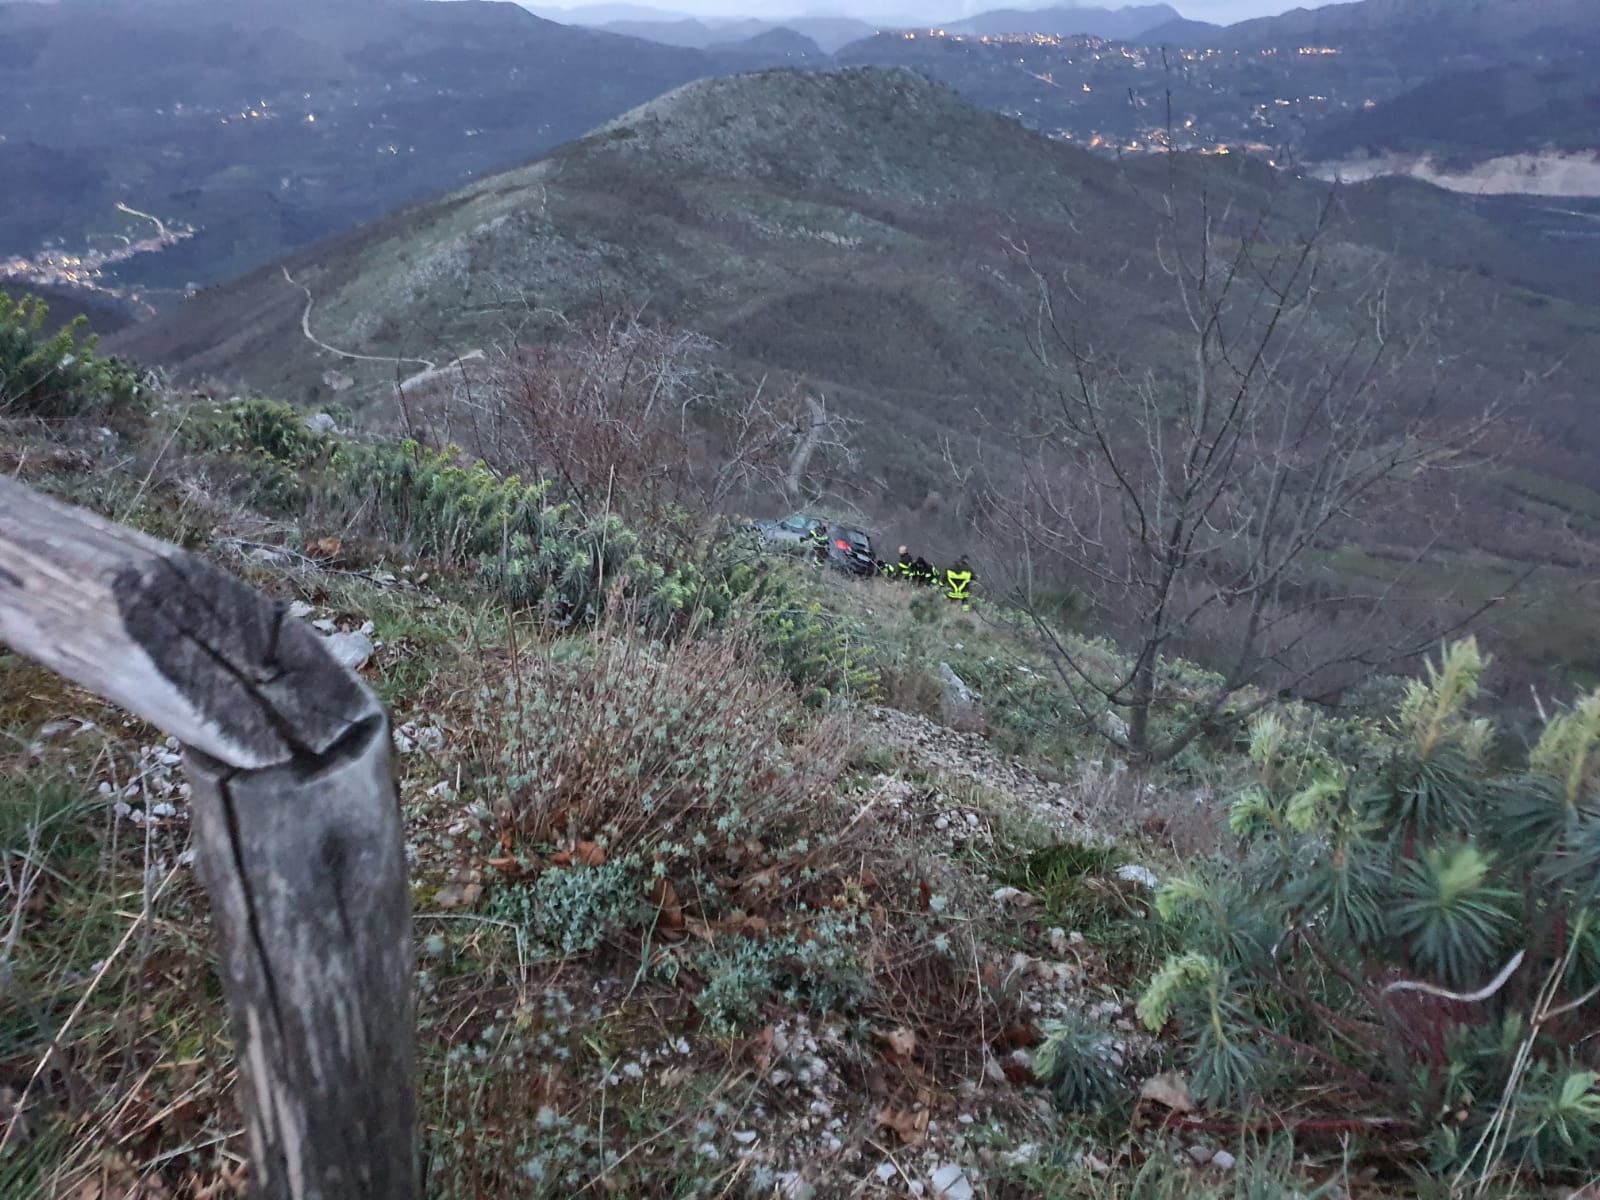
xmin=528 ymin=0 xmax=1319 ymax=23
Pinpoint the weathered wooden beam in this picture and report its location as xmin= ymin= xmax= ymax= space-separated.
xmin=0 ymin=476 xmax=417 ymax=1200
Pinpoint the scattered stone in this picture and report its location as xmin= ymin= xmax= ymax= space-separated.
xmin=732 ymin=1129 xmax=758 ymax=1145
xmin=929 ymin=1164 xmax=975 ymax=1200
xmin=1140 ymin=1071 xmax=1195 ymax=1115
xmin=318 ymin=373 xmax=354 ymax=396
xmin=1105 ymin=710 xmax=1130 ymax=742
xmin=323 ymin=630 xmax=374 ymax=671
xmin=1116 ymin=863 xmax=1160 ymax=890
xmin=432 ymin=867 xmax=482 ymax=911
xmin=1211 ymin=1150 xmax=1236 ymax=1171
xmin=992 ymin=886 xmax=1037 ymax=908
xmin=1187 ymin=1145 xmax=1216 ymax=1165
xmin=936 ymin=662 xmax=980 ymax=728
xmin=874 ymin=1163 xmax=897 ymax=1183
xmin=288 ymin=600 xmax=315 ymax=620
xmin=934 ymin=816 xmax=951 ymax=831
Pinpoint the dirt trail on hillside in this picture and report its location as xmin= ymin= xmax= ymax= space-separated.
xmin=281 ymin=266 xmax=435 ymax=372
xmin=861 ymin=704 xmax=1113 ymax=840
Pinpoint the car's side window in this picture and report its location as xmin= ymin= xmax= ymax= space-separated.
xmin=782 ymin=515 xmax=807 ymax=531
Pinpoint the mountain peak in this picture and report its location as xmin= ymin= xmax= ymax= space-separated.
xmin=573 ymin=67 xmax=1083 ymax=208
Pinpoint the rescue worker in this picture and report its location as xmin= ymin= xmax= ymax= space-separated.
xmin=912 ymin=555 xmax=936 ymax=586
xmin=809 ymin=522 xmax=830 ymax=566
xmin=896 ymin=545 xmax=914 ymax=581
xmin=944 ymin=556 xmax=974 ymax=608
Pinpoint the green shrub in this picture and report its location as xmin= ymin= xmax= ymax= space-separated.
xmin=1034 ymin=1010 xmax=1122 ymax=1113
xmin=183 ymin=397 xmax=330 ymax=466
xmin=749 ymin=594 xmax=879 ymax=707
xmin=686 ymin=916 xmax=866 ymax=1032
xmin=179 ymin=397 xmax=333 ymax=510
xmin=337 ymin=441 xmax=708 ymax=628
xmin=0 ymin=292 xmax=145 ymax=420
xmin=486 ymin=862 xmax=643 ymax=957
xmin=472 ymin=624 xmax=859 ymax=1028
xmin=1137 ymin=640 xmax=1600 ymax=1177
xmin=479 ymin=626 xmax=840 ymax=862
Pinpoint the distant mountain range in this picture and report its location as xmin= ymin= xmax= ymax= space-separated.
xmin=943 ymin=3 xmax=1181 ymax=38
xmin=6 ymin=0 xmax=1599 ymax=314
xmin=591 ymin=14 xmax=872 ymax=53
xmin=1215 ymin=0 xmax=1600 ymax=49
xmin=0 ymin=0 xmax=807 ymax=298
xmin=550 ymin=4 xmax=1184 ymax=52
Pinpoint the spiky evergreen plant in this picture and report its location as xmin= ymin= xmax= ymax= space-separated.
xmin=1138 ymin=640 xmax=1600 ymax=1176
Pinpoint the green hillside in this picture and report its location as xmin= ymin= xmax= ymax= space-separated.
xmin=105 ymin=67 xmax=1600 ymax=689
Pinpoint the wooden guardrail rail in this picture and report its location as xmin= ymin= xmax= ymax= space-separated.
xmin=0 ymin=476 xmax=417 ymax=1199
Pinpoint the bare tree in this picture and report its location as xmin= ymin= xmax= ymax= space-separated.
xmin=986 ymin=177 xmax=1506 ymax=763
xmin=440 ymin=307 xmax=857 ymax=522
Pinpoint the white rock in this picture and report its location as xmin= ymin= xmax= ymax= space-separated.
xmin=1211 ymin=1150 xmax=1237 ymax=1171
xmin=311 ymin=618 xmax=338 ymax=633
xmin=1116 ymin=863 xmax=1160 ymax=890
xmin=929 ymin=1164 xmax=975 ymax=1200
xmin=306 ymin=410 xmax=341 ymax=431
xmin=731 ymin=1129 xmax=758 ymax=1145
xmin=935 ymin=816 xmax=951 ymax=831
xmin=1187 ymin=1145 xmax=1215 ymax=1165
xmin=323 ymin=630 xmax=374 ymax=671
xmin=875 ymin=1163 xmax=897 ymax=1183
xmin=992 ymin=886 xmax=1037 ymax=908
xmin=288 ymin=600 xmax=315 ymax=620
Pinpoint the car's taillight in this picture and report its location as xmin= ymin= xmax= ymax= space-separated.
xmin=835 ymin=539 xmax=849 ymax=550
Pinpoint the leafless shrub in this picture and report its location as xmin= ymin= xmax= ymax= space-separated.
xmin=436 ymin=308 xmax=858 ymax=525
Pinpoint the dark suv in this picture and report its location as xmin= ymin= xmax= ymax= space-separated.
xmin=822 ymin=525 xmax=876 ymax=576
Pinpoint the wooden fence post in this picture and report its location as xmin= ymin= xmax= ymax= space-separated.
xmin=0 ymin=476 xmax=417 ymax=1200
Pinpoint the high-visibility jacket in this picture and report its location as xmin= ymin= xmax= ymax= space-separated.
xmin=945 ymin=568 xmax=973 ymax=601
xmin=897 ymin=555 xmax=914 ymax=579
